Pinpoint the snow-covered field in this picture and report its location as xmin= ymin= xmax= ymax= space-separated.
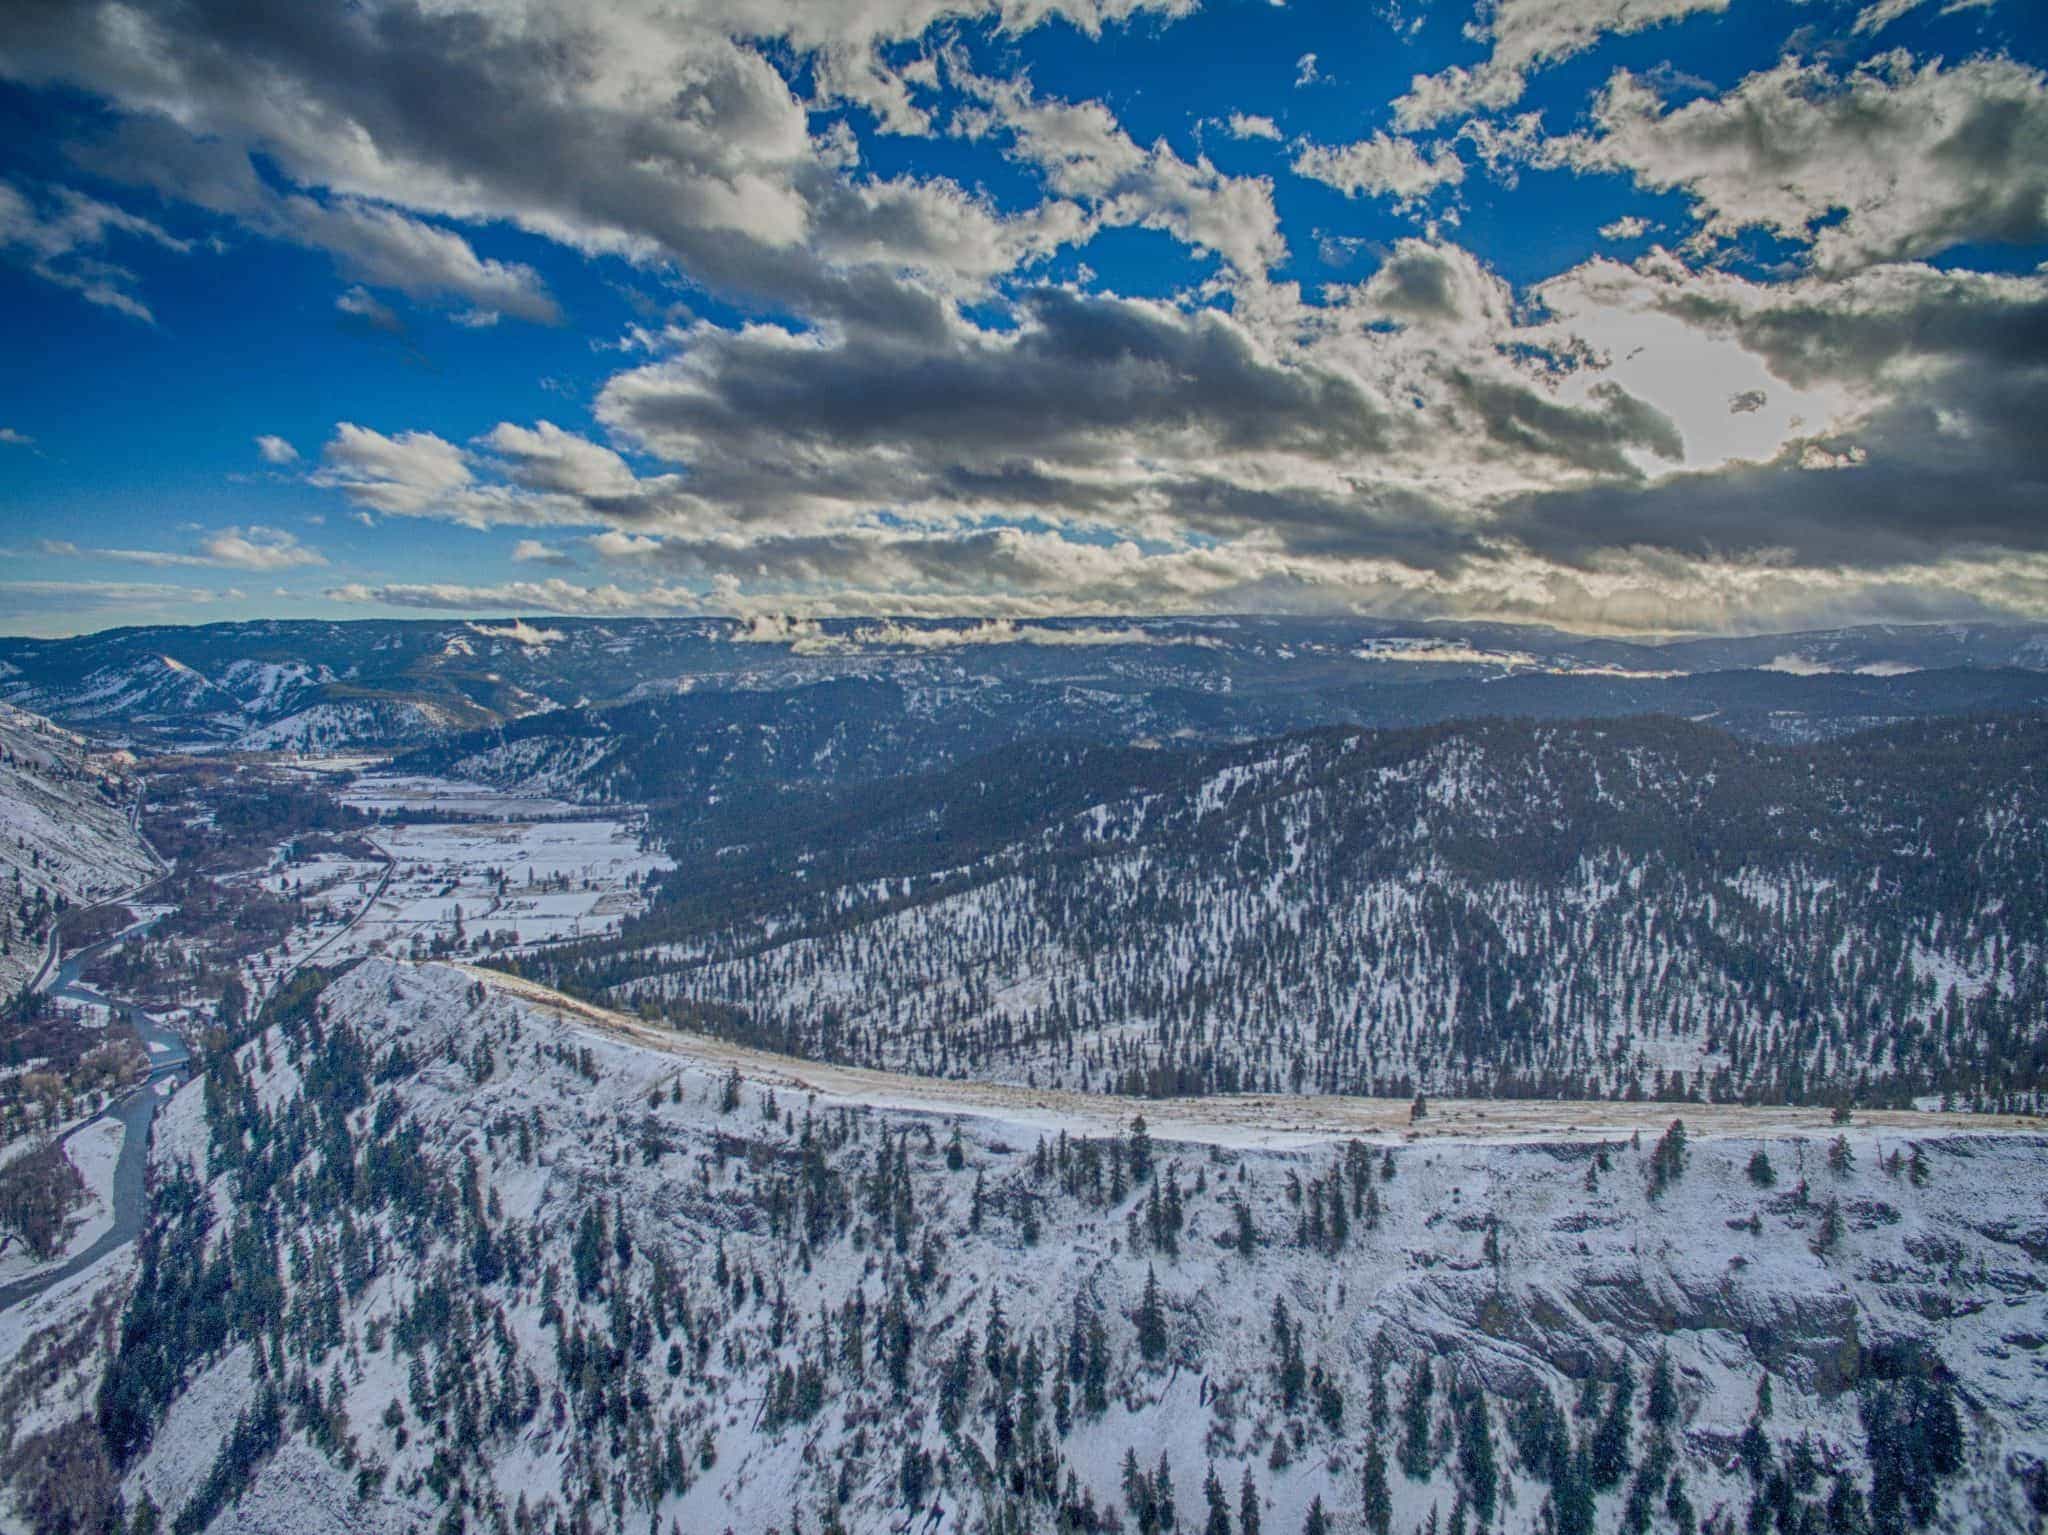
xmin=338 ymin=774 xmax=594 ymax=820
xmin=236 ymin=775 xmax=670 ymax=1002
xmin=0 ymin=1115 xmax=121 ymax=1287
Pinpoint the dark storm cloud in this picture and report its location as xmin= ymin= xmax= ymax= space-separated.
xmin=602 ymin=288 xmax=1391 ymax=473
xmin=1448 ymin=373 xmax=1685 ymax=478
xmin=1500 ymin=370 xmax=2048 ymax=570
xmin=0 ymin=0 xmax=1043 ymax=329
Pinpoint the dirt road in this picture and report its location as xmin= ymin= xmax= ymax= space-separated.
xmin=462 ymin=963 xmax=2048 ymax=1150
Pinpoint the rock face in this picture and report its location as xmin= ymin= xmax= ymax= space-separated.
xmin=1 ymin=958 xmax=2032 ymax=1535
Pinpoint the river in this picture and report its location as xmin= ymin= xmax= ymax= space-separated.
xmin=0 ymin=922 xmax=189 ymax=1313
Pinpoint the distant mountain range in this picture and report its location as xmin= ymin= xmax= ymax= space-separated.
xmin=7 ymin=617 xmax=2048 ymax=766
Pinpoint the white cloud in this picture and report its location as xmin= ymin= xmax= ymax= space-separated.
xmin=1852 ymin=0 xmax=1996 ymax=35
xmin=466 ymin=618 xmax=566 ymax=648
xmin=0 ymin=580 xmax=224 ymax=613
xmin=0 ymin=428 xmax=32 ymax=446
xmin=8 ymin=0 xmax=1202 ymax=335
xmin=0 ymin=181 xmax=189 ymax=322
xmin=954 ymin=69 xmax=1287 ymax=273
xmin=1553 ymin=52 xmax=2048 ymax=270
xmin=1393 ymin=0 xmax=1731 ymax=129
xmin=511 ymin=539 xmax=580 ymax=569
xmin=325 ymin=578 xmax=706 ymax=615
xmin=1291 ymin=132 xmax=1464 ymax=206
xmin=1226 ymin=113 xmax=1281 ymax=141
xmin=1598 ymin=215 xmax=1649 ymax=241
xmin=198 ymin=527 xmax=326 ymax=571
xmin=312 ymin=424 xmax=481 ymax=521
xmin=280 ymin=197 xmax=561 ymax=324
xmin=35 ymin=525 xmax=325 ymax=571
xmin=336 ymin=286 xmax=403 ymax=334
xmin=254 ymin=435 xmax=299 ymax=465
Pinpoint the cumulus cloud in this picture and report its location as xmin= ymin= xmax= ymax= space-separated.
xmin=280 ymin=197 xmax=560 ymax=324
xmin=11 ymin=0 xmax=2044 ymax=637
xmin=3 ymin=0 xmax=1208 ymax=335
xmin=254 ymin=435 xmax=299 ymax=465
xmin=1553 ymin=52 xmax=2048 ymax=270
xmin=953 ymin=68 xmax=1287 ymax=274
xmin=1392 ymin=0 xmax=1731 ymax=129
xmin=1291 ymin=132 xmax=1464 ymax=206
xmin=312 ymin=425 xmax=481 ymax=521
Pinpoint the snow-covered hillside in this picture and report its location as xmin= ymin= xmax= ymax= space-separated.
xmin=0 ymin=702 xmax=158 ymax=997
xmin=231 ymin=698 xmax=474 ymax=753
xmin=582 ymin=714 xmax=2048 ymax=1112
xmin=4 ymin=959 xmax=2037 ymax=1535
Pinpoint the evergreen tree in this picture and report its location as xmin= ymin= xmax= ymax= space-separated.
xmin=1647 ymin=1349 xmax=1678 ymax=1431
xmin=1137 ymin=1266 xmax=1168 ymax=1363
xmin=1649 ymin=1120 xmax=1689 ymax=1197
xmin=1400 ymin=1359 xmax=1436 ymax=1479
xmin=1590 ymin=1363 xmax=1637 ymax=1492
xmin=1203 ymin=1464 xmax=1232 ymax=1535
xmin=1361 ymin=1432 xmax=1392 ymax=1535
xmin=1128 ymin=1115 xmax=1154 ymax=1185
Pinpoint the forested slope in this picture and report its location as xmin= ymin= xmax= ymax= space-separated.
xmin=551 ymin=714 xmax=2048 ymax=1108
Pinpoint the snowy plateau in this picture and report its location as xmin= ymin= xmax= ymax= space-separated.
xmin=1 ymin=959 xmax=2041 ymax=1535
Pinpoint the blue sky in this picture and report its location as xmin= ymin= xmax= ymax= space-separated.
xmin=0 ymin=0 xmax=2044 ymax=637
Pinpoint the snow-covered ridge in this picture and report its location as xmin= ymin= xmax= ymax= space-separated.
xmin=0 ymin=701 xmax=158 ymax=997
xmin=20 ymin=957 xmax=2029 ymax=1535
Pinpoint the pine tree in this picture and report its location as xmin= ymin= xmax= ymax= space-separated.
xmin=1813 ymin=1196 xmax=1844 ymax=1255
xmin=1361 ymin=1432 xmax=1392 ymax=1535
xmin=1649 ymin=1120 xmax=1689 ymax=1197
xmin=1458 ymin=1391 xmax=1497 ymax=1524
xmin=1647 ymin=1349 xmax=1678 ymax=1431
xmin=1128 ymin=1114 xmax=1154 ymax=1184
xmin=1400 ymin=1359 xmax=1435 ymax=1479
xmin=1203 ymin=1465 xmax=1232 ymax=1535
xmin=1154 ymin=1450 xmax=1178 ymax=1531
xmin=1137 ymin=1266 xmax=1168 ymax=1363
xmin=1589 ymin=1363 xmax=1636 ymax=1492
xmin=1238 ymin=1467 xmax=1261 ymax=1535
